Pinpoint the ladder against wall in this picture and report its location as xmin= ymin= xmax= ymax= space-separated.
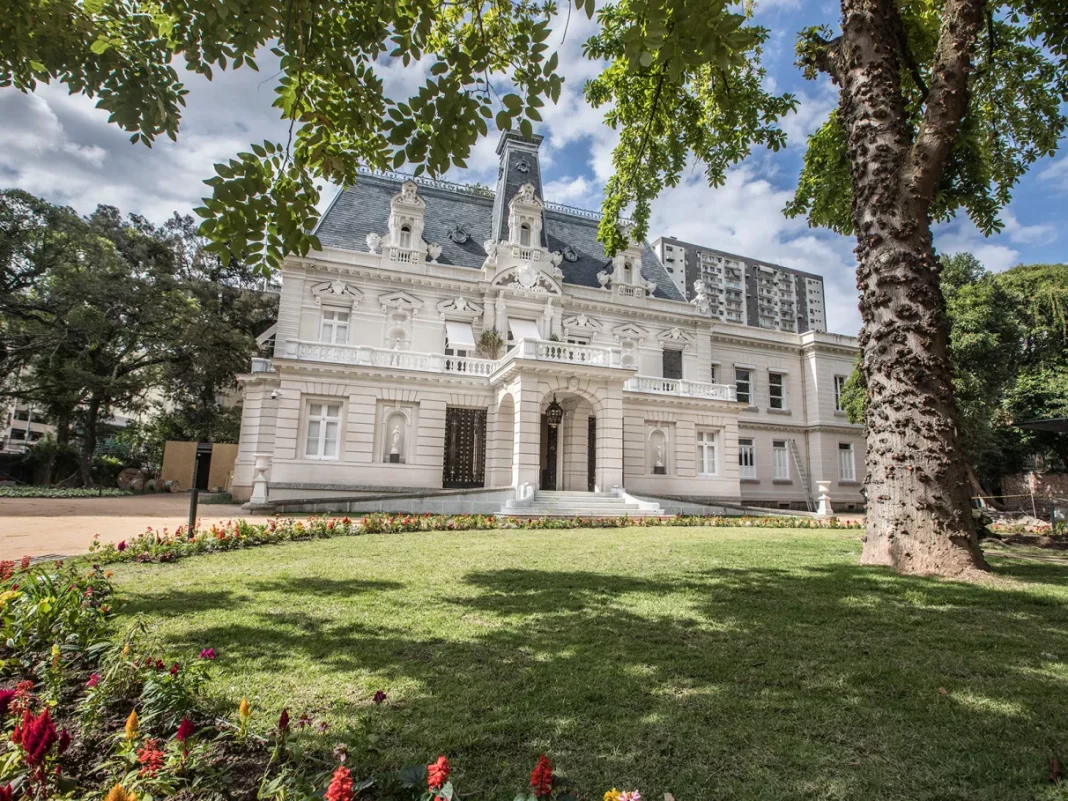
xmin=789 ymin=439 xmax=816 ymax=512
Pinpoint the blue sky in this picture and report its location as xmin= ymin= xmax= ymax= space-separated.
xmin=0 ymin=0 xmax=1064 ymax=336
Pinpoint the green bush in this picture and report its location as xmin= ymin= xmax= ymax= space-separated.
xmin=0 ymin=486 xmax=132 ymax=498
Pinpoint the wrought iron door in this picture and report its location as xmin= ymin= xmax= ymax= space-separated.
xmin=442 ymin=407 xmax=487 ymax=488
xmin=587 ymin=416 xmax=597 ymax=492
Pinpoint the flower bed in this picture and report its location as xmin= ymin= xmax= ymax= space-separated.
xmin=0 ymin=558 xmax=639 ymax=800
xmin=86 ymin=514 xmax=862 ymax=566
xmin=0 ymin=486 xmax=132 ymax=499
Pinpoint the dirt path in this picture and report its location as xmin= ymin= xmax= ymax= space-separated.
xmin=0 ymin=494 xmax=275 ymax=560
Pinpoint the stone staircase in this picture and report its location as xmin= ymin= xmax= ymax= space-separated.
xmin=500 ymin=490 xmax=666 ymax=518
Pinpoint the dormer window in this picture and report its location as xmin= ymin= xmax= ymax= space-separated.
xmin=399 ymin=225 xmax=412 ymax=249
xmin=623 ymin=260 xmax=633 ymax=284
xmin=519 ymin=223 xmax=531 ymax=247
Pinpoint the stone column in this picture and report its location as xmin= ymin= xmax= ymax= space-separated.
xmin=510 ymin=374 xmax=542 ymax=491
xmin=595 ymin=383 xmax=625 ymax=491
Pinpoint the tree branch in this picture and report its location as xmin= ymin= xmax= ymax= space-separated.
xmin=796 ymin=28 xmax=844 ymax=86
xmin=890 ymin=6 xmax=929 ymax=99
xmin=904 ymin=0 xmax=985 ymax=210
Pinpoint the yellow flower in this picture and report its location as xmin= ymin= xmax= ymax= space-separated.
xmin=0 ymin=590 xmax=20 ymax=608
xmin=124 ymin=709 xmax=139 ymax=741
xmin=604 ymin=790 xmax=622 ymax=801
xmin=105 ymin=783 xmax=137 ymax=801
xmin=239 ymin=697 xmax=251 ymax=722
xmin=122 ymin=643 xmax=130 ymax=657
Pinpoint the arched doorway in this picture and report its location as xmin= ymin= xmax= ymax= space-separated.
xmin=538 ymin=392 xmax=596 ymax=491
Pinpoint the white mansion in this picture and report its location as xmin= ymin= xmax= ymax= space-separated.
xmin=232 ymin=133 xmax=864 ymax=514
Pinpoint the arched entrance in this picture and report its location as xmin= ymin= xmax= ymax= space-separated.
xmin=538 ymin=392 xmax=596 ymax=491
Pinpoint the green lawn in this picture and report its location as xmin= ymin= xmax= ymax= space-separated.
xmin=111 ymin=527 xmax=1068 ymax=800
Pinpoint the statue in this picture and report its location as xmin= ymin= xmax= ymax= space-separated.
xmin=366 ymin=233 xmax=381 ymax=253
xmin=655 ymin=443 xmax=664 ymax=467
xmin=427 ymin=243 xmax=443 ymax=263
xmin=597 ymin=269 xmax=612 ymax=289
xmin=482 ymin=240 xmax=499 ymax=269
xmin=390 ymin=427 xmax=401 ymax=455
xmin=692 ymin=279 xmax=713 ymax=315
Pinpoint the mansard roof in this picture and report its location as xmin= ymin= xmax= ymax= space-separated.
xmin=314 ymin=171 xmax=685 ymax=303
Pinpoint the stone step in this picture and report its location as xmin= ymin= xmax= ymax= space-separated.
xmin=501 ymin=489 xmax=665 ymax=518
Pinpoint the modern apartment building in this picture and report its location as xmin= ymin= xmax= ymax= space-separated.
xmin=652 ymin=237 xmax=828 ymax=333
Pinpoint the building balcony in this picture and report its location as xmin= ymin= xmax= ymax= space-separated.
xmin=624 ymin=377 xmax=737 ymax=402
xmin=284 ymin=341 xmax=497 ymax=376
xmin=504 ymin=338 xmax=627 ymax=369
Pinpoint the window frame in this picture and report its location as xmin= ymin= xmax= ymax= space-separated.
xmin=735 ymin=368 xmax=751 ymax=405
xmin=696 ymin=430 xmax=718 ymax=476
xmin=399 ymin=225 xmax=412 ymax=249
xmin=838 ymin=442 xmax=856 ymax=482
xmin=662 ymin=348 xmax=683 ymax=380
xmin=768 ymin=372 xmax=786 ymax=410
xmin=319 ymin=307 xmax=350 ymax=345
xmin=834 ymin=374 xmax=847 ymax=412
xmin=738 ymin=438 xmax=756 ymax=479
xmin=772 ymin=439 xmax=789 ymax=480
xmin=304 ymin=401 xmax=343 ymax=461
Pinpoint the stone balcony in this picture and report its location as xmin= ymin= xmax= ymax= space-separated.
xmin=623 ymin=376 xmax=737 ymax=401
xmin=283 ymin=341 xmax=496 ymax=376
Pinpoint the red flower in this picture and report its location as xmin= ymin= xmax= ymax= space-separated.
xmin=169 ymin=662 xmax=180 ymax=676
xmin=324 ymin=765 xmax=354 ymax=801
xmin=277 ymin=708 xmax=290 ymax=734
xmin=86 ymin=673 xmax=101 ymax=688
xmin=198 ymin=648 xmax=216 ymax=660
xmin=19 ymin=556 xmax=30 ymax=571
xmin=11 ymin=680 xmax=34 ymax=717
xmin=14 ymin=707 xmax=57 ymax=767
xmin=0 ymin=783 xmax=12 ymax=801
xmin=116 ymin=541 xmax=127 ymax=552
xmin=0 ymin=561 xmax=14 ymax=580
xmin=530 ymin=754 xmax=553 ymax=798
xmin=57 ymin=728 xmax=72 ymax=754
xmin=176 ymin=717 xmax=195 ymax=742
xmin=427 ymin=755 xmax=451 ymax=791
xmin=372 ymin=690 xmax=387 ymax=705
xmin=136 ymin=738 xmax=165 ymax=777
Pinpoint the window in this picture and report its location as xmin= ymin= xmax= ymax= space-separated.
xmin=839 ymin=442 xmax=856 ymax=482
xmin=663 ymin=349 xmax=683 ymax=380
xmin=519 ymin=223 xmax=531 ymax=247
xmin=622 ymin=260 xmax=633 ymax=284
xmin=399 ymin=225 xmax=412 ymax=249
xmin=772 ymin=440 xmax=789 ymax=480
xmin=10 ymin=429 xmax=25 ymax=440
xmin=696 ymin=430 xmax=717 ymax=476
xmin=320 ymin=308 xmax=350 ymax=344
xmin=834 ymin=375 xmax=847 ymax=412
xmin=739 ymin=438 xmax=756 ymax=479
xmin=305 ymin=402 xmax=341 ymax=460
xmin=709 ymin=364 xmax=717 ymax=383
xmin=769 ymin=372 xmax=785 ymax=409
xmin=566 ymin=337 xmax=588 ymax=345
xmin=735 ymin=368 xmax=751 ymax=405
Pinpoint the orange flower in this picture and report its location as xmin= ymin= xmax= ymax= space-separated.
xmin=105 ymin=785 xmax=137 ymax=801
xmin=124 ymin=709 xmax=139 ymax=741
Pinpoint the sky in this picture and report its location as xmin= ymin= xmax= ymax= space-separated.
xmin=1 ymin=2 xmax=1065 ymax=336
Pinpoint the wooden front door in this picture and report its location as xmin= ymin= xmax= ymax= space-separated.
xmin=442 ymin=408 xmax=487 ymax=488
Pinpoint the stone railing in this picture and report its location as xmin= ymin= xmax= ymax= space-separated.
xmin=510 ymin=338 xmax=626 ymax=369
xmin=386 ymin=246 xmax=423 ymax=265
xmin=285 ymin=342 xmax=495 ymax=376
xmin=624 ymin=376 xmax=737 ymax=401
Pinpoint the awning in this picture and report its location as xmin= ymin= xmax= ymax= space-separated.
xmin=444 ymin=320 xmax=476 ymax=349
xmin=509 ymin=318 xmax=542 ymax=342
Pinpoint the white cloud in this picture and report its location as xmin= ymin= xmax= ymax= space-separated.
xmin=1040 ymin=155 xmax=1068 ymax=190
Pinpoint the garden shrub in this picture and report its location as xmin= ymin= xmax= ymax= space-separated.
xmin=0 ymin=487 xmax=132 ymax=499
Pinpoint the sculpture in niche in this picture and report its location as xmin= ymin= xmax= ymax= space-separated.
xmin=650 ymin=429 xmax=667 ymax=474
xmin=390 ymin=427 xmax=401 ymax=455
xmin=366 ymin=233 xmax=381 ymax=253
xmin=656 ymin=443 xmax=664 ymax=467
xmin=384 ymin=410 xmax=408 ymax=463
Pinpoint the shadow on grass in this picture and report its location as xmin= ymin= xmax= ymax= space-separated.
xmin=124 ymin=558 xmax=1068 ymax=801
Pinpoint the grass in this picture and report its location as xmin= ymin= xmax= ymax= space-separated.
xmin=111 ymin=526 xmax=1068 ymax=801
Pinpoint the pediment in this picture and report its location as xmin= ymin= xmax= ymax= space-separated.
xmin=437 ymin=296 xmax=484 ymax=320
xmin=612 ymin=322 xmax=650 ymax=345
xmin=311 ymin=279 xmax=362 ymax=308
xmin=658 ymin=326 xmax=695 ymax=344
xmin=378 ymin=290 xmax=424 ymax=315
xmin=492 ymin=264 xmax=561 ymax=295
xmin=563 ymin=313 xmax=602 ymax=332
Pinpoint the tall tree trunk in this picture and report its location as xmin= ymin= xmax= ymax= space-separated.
xmin=836 ymin=0 xmax=988 ymax=576
xmin=79 ymin=396 xmax=101 ymax=487
xmin=45 ymin=411 xmax=71 ymax=485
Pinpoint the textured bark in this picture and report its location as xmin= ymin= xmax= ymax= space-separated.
xmin=833 ymin=0 xmax=989 ymax=576
xmin=79 ymin=394 xmax=101 ymax=488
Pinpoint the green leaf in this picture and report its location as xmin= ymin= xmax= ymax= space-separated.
xmin=90 ymin=37 xmax=111 ymax=55
xmin=495 ymin=111 xmax=512 ymax=131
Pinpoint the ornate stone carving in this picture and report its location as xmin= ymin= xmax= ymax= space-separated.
xmin=311 ymin=279 xmax=362 ymax=309
xmin=427 ymin=243 xmax=443 ymax=263
xmin=516 ymin=159 xmax=530 ymax=173
xmin=562 ymin=245 xmax=578 ymax=263
xmin=597 ymin=269 xmax=612 ymax=289
xmin=482 ymin=240 xmax=499 ymax=269
xmin=447 ymin=225 xmax=469 ymax=244
xmin=366 ymin=233 xmax=381 ymax=253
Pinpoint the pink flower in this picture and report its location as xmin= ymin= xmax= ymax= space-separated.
xmin=199 ymin=648 xmax=216 ymax=660
xmin=116 ymin=541 xmax=127 ymax=552
xmin=372 ymin=690 xmax=387 ymax=705
xmin=619 ymin=792 xmax=641 ymax=801
xmin=86 ymin=674 xmax=101 ymax=689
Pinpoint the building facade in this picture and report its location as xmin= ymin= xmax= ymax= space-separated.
xmin=233 ymin=134 xmax=864 ymax=511
xmin=1 ymin=402 xmax=54 ymax=454
xmin=652 ymin=236 xmax=827 ymax=333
